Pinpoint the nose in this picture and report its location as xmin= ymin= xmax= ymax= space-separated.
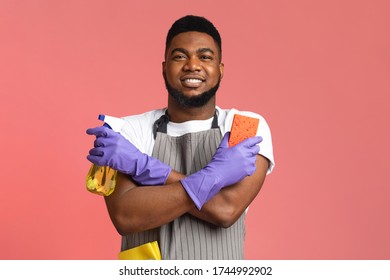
xmin=183 ymin=56 xmax=201 ymax=71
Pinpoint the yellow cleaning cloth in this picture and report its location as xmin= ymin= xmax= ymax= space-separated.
xmin=118 ymin=241 xmax=162 ymax=260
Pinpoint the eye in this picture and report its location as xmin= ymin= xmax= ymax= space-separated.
xmin=172 ymin=54 xmax=187 ymax=61
xmin=200 ymin=55 xmax=213 ymax=61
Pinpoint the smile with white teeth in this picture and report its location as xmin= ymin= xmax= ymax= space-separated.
xmin=184 ymin=78 xmax=203 ymax=83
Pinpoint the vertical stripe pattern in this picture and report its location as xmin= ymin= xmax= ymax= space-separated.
xmin=121 ymin=128 xmax=246 ymax=259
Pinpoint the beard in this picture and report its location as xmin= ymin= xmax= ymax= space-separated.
xmin=163 ymin=74 xmax=221 ymax=108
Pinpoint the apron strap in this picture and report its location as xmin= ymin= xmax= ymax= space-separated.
xmin=153 ymin=110 xmax=219 ymax=139
xmin=153 ymin=113 xmax=169 ymax=139
xmin=211 ymin=111 xmax=219 ymax=129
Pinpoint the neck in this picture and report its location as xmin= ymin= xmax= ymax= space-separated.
xmin=167 ymin=97 xmax=216 ymax=123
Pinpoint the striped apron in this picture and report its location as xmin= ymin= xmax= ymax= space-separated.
xmin=121 ymin=113 xmax=246 ymax=259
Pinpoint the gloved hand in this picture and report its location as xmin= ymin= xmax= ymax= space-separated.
xmin=180 ymin=132 xmax=262 ymax=210
xmin=86 ymin=126 xmax=172 ymax=186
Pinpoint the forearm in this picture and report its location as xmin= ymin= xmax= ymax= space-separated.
xmin=104 ymin=172 xmax=194 ymax=235
xmin=188 ymin=155 xmax=269 ymax=227
xmin=164 ymin=156 xmax=268 ymax=227
xmin=188 ymin=181 xmax=258 ymax=227
xmin=165 ymin=169 xmax=186 ymax=184
xmin=166 ymin=170 xmax=239 ymax=226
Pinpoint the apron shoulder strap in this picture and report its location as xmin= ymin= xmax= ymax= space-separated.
xmin=153 ymin=113 xmax=169 ymax=139
xmin=211 ymin=111 xmax=219 ymax=129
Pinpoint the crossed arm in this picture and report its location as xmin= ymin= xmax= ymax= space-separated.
xmin=104 ymin=154 xmax=269 ymax=235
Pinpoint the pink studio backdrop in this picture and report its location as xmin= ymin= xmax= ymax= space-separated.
xmin=0 ymin=0 xmax=389 ymax=259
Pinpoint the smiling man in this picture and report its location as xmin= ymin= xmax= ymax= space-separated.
xmin=86 ymin=15 xmax=275 ymax=259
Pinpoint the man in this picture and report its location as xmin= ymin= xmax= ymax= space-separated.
xmin=87 ymin=15 xmax=274 ymax=259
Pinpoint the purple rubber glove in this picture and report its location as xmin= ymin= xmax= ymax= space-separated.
xmin=180 ymin=132 xmax=262 ymax=210
xmin=86 ymin=126 xmax=172 ymax=186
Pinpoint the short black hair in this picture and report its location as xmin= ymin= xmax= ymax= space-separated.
xmin=165 ymin=15 xmax=222 ymax=59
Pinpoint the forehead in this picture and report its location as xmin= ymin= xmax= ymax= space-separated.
xmin=167 ymin=31 xmax=219 ymax=54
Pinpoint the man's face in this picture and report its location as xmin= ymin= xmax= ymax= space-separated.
xmin=163 ymin=31 xmax=224 ymax=107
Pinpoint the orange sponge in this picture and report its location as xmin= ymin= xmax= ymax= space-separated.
xmin=228 ymin=114 xmax=260 ymax=147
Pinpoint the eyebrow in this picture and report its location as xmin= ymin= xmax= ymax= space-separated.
xmin=170 ymin=48 xmax=215 ymax=56
xmin=198 ymin=48 xmax=215 ymax=55
xmin=170 ymin=48 xmax=187 ymax=56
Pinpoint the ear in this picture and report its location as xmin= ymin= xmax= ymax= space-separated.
xmin=219 ymin=62 xmax=224 ymax=79
xmin=162 ymin=61 xmax=166 ymax=74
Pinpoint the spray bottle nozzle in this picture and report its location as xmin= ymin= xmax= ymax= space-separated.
xmin=97 ymin=114 xmax=124 ymax=133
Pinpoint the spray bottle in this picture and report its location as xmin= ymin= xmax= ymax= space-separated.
xmin=86 ymin=114 xmax=125 ymax=196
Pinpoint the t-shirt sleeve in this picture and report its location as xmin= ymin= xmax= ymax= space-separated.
xmin=119 ymin=110 xmax=164 ymax=155
xmin=257 ymin=115 xmax=275 ymax=174
xmin=120 ymin=117 xmax=146 ymax=153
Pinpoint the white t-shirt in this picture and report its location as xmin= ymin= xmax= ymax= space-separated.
xmin=120 ymin=106 xmax=275 ymax=174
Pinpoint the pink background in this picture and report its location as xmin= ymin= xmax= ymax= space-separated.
xmin=0 ymin=0 xmax=389 ymax=259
